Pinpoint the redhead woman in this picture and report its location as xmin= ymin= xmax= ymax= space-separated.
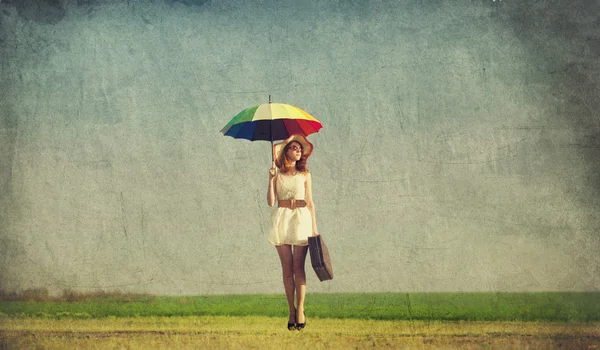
xmin=267 ymin=134 xmax=319 ymax=331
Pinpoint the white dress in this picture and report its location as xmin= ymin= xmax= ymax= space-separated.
xmin=269 ymin=171 xmax=312 ymax=246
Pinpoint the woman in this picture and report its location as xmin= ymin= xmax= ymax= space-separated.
xmin=267 ymin=133 xmax=319 ymax=331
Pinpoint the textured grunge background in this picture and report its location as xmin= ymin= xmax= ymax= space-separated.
xmin=0 ymin=0 xmax=599 ymax=295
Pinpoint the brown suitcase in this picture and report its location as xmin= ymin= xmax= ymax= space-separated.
xmin=308 ymin=235 xmax=333 ymax=281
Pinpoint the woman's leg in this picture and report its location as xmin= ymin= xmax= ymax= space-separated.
xmin=293 ymin=245 xmax=309 ymax=324
xmin=276 ymin=244 xmax=296 ymax=323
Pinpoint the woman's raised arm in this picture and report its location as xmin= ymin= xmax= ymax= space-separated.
xmin=267 ymin=162 xmax=277 ymax=207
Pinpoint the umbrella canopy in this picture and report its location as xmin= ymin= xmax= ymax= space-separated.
xmin=220 ymin=101 xmax=323 ymax=142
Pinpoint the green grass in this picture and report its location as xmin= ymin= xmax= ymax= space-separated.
xmin=1 ymin=292 xmax=598 ymax=322
xmin=3 ymin=317 xmax=599 ymax=349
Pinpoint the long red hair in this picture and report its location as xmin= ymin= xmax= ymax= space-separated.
xmin=279 ymin=142 xmax=309 ymax=174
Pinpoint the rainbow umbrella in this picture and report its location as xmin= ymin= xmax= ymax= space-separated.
xmin=220 ymin=96 xmax=323 ymax=160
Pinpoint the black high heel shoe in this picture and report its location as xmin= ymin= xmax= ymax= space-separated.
xmin=287 ymin=309 xmax=297 ymax=331
xmin=296 ymin=312 xmax=306 ymax=330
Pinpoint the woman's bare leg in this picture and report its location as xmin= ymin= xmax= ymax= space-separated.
xmin=276 ymin=244 xmax=296 ymax=324
xmin=293 ymin=245 xmax=309 ymax=324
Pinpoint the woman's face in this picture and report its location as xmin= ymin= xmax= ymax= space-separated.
xmin=286 ymin=141 xmax=303 ymax=162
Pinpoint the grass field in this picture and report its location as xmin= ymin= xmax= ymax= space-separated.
xmin=1 ymin=291 xmax=599 ymax=321
xmin=1 ymin=291 xmax=599 ymax=348
xmin=2 ymin=317 xmax=599 ymax=349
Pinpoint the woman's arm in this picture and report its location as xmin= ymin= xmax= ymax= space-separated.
xmin=267 ymin=162 xmax=277 ymax=207
xmin=305 ymin=171 xmax=319 ymax=236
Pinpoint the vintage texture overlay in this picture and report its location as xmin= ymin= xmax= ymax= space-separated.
xmin=0 ymin=0 xmax=599 ymax=295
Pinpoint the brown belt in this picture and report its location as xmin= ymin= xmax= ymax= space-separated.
xmin=278 ymin=199 xmax=307 ymax=209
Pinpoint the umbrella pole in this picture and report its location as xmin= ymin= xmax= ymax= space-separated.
xmin=270 ymin=123 xmax=274 ymax=163
xmin=269 ymin=95 xmax=273 ymax=162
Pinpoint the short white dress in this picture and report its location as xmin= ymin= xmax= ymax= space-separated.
xmin=269 ymin=171 xmax=313 ymax=246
